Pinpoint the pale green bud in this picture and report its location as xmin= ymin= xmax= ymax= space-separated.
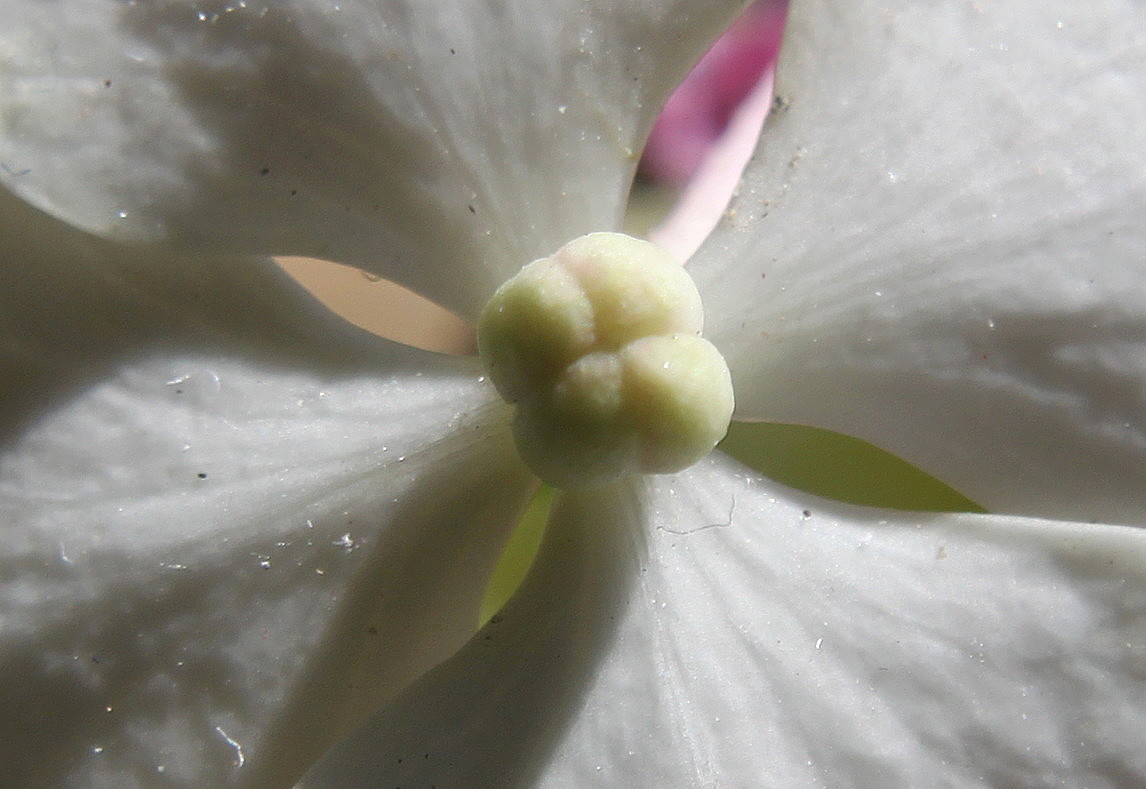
xmin=478 ymin=232 xmax=734 ymax=488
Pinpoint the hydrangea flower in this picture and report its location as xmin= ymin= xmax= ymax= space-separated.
xmin=3 ymin=1 xmax=1146 ymax=787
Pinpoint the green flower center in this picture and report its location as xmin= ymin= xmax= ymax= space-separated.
xmin=478 ymin=232 xmax=734 ymax=488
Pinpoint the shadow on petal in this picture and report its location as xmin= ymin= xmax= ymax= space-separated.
xmin=298 ymin=480 xmax=644 ymax=788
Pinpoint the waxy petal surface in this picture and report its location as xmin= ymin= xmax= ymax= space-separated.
xmin=694 ymin=0 xmax=1146 ymax=523
xmin=1 ymin=0 xmax=747 ymax=318
xmin=0 ymin=191 xmax=529 ymax=786
xmin=311 ymin=455 xmax=1146 ymax=786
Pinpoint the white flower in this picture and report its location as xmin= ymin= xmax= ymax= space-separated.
xmin=2 ymin=1 xmax=1145 ymax=787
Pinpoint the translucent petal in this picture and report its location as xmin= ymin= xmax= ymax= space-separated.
xmin=1 ymin=0 xmax=747 ymax=319
xmin=310 ymin=454 xmax=1146 ymax=786
xmin=692 ymin=0 xmax=1146 ymax=523
xmin=0 ymin=192 xmax=530 ymax=786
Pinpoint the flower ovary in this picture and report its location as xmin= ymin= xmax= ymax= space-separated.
xmin=478 ymin=232 xmax=733 ymax=488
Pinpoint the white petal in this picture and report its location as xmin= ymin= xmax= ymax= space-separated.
xmin=316 ymin=454 xmax=1146 ymax=786
xmin=0 ymin=193 xmax=531 ymax=786
xmin=1 ymin=0 xmax=746 ymax=319
xmin=541 ymin=457 xmax=1146 ymax=785
xmin=297 ymin=482 xmax=641 ymax=788
xmin=692 ymin=0 xmax=1146 ymax=523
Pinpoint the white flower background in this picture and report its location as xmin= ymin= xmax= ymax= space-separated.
xmin=1 ymin=0 xmax=1145 ymax=787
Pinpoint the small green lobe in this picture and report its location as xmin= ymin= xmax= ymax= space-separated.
xmin=479 ymin=485 xmax=553 ymax=625
xmin=719 ymin=421 xmax=984 ymax=512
